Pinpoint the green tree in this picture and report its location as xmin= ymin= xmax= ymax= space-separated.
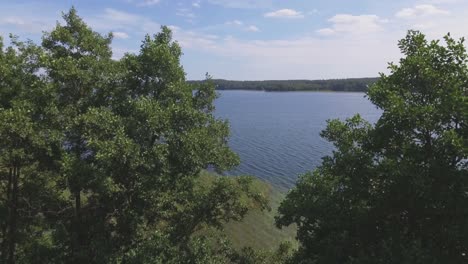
xmin=277 ymin=30 xmax=468 ymax=263
xmin=2 ymin=8 xmax=269 ymax=263
xmin=0 ymin=36 xmax=63 ymax=263
xmin=40 ymin=7 xmax=116 ymax=262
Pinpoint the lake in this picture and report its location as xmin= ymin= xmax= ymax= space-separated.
xmin=214 ymin=90 xmax=381 ymax=191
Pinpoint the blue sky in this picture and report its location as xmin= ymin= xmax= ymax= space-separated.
xmin=1 ymin=0 xmax=467 ymax=80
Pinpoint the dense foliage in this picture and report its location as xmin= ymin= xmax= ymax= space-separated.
xmin=0 ymin=8 xmax=276 ymax=263
xmin=190 ymin=78 xmax=378 ymax=92
xmin=277 ymin=30 xmax=468 ymax=263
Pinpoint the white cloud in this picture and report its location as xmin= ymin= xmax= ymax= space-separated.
xmin=192 ymin=1 xmax=201 ymax=8
xmin=2 ymin=17 xmax=25 ymax=26
xmin=180 ymin=33 xmax=401 ymax=80
xmin=396 ymin=4 xmax=449 ymax=18
xmin=0 ymin=15 xmax=54 ymax=34
xmin=225 ymin=20 xmax=259 ymax=32
xmin=112 ymin=47 xmax=138 ymax=60
xmin=317 ymin=14 xmax=388 ymax=35
xmin=264 ymin=9 xmax=304 ymax=18
xmin=138 ymin=0 xmax=161 ymax=6
xmin=172 ymin=30 xmax=219 ymax=50
xmin=246 ymin=25 xmax=260 ymax=32
xmin=113 ymin=31 xmax=129 ymax=39
xmin=86 ymin=8 xmax=161 ymax=36
xmin=316 ymin=28 xmax=334 ymax=36
xmin=226 ymin=20 xmax=243 ymax=26
xmin=168 ymin=25 xmax=180 ymax=31
xmin=206 ymin=0 xmax=272 ymax=9
xmin=417 ymin=0 xmax=461 ymax=4
xmin=101 ymin=8 xmax=142 ymax=24
xmin=176 ymin=8 xmax=196 ymax=19
xmin=89 ymin=7 xmax=466 ymax=80
xmin=393 ymin=3 xmax=468 ymax=39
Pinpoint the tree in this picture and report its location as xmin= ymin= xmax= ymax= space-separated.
xmin=40 ymin=8 xmax=118 ymax=262
xmin=276 ymin=30 xmax=468 ymax=263
xmin=1 ymin=8 xmax=268 ymax=263
xmin=0 ymin=35 xmax=63 ymax=263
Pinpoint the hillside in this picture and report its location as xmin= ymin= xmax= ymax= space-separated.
xmin=197 ymin=171 xmax=297 ymax=251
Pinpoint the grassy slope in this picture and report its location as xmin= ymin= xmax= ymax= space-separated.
xmin=224 ymin=182 xmax=297 ymax=251
xmin=198 ymin=171 xmax=297 ymax=251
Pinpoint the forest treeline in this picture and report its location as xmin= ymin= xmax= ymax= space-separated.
xmin=1 ymin=7 xmax=467 ymax=264
xmin=189 ymin=78 xmax=378 ymax=92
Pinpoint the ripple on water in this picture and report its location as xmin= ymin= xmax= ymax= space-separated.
xmin=215 ymin=91 xmax=381 ymax=190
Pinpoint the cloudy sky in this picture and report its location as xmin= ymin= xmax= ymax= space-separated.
xmin=0 ymin=0 xmax=467 ymax=80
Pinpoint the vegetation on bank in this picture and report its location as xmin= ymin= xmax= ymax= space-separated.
xmin=198 ymin=171 xmax=296 ymax=257
xmin=189 ymin=78 xmax=378 ymax=92
xmin=215 ymin=173 xmax=296 ymax=251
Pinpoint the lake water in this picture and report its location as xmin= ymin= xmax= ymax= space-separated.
xmin=214 ymin=90 xmax=381 ymax=191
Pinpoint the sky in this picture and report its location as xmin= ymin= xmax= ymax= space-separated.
xmin=1 ymin=0 xmax=467 ymax=80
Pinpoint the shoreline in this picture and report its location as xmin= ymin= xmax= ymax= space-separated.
xmin=216 ymin=89 xmax=368 ymax=93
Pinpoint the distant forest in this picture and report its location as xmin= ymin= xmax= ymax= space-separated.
xmin=190 ymin=77 xmax=379 ymax=92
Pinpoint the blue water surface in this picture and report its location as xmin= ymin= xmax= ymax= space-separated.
xmin=214 ymin=90 xmax=381 ymax=190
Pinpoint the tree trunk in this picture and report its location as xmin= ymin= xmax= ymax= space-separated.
xmin=73 ymin=190 xmax=84 ymax=263
xmin=7 ymin=166 xmax=19 ymax=264
xmin=1 ymin=167 xmax=13 ymax=263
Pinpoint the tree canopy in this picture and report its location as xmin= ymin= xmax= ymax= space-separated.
xmin=276 ymin=30 xmax=468 ymax=263
xmin=0 ymin=8 xmax=270 ymax=263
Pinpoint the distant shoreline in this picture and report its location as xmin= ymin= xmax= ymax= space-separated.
xmin=215 ymin=89 xmax=367 ymax=93
xmin=189 ymin=77 xmax=379 ymax=92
